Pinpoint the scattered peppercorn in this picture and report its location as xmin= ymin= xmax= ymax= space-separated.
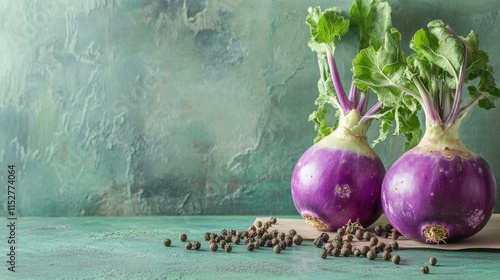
xmin=192 ymin=241 xmax=201 ymax=250
xmin=421 ymin=265 xmax=429 ymax=274
xmin=385 ymin=224 xmax=393 ymax=233
xmin=391 ymin=230 xmax=400 ymax=239
xmin=392 ymin=254 xmax=401 ymax=264
xmin=360 ymin=245 xmax=370 ymax=257
xmin=331 ymin=247 xmax=341 ymax=257
xmin=320 ymin=249 xmax=328 ymax=259
xmin=270 ymin=217 xmax=277 ymax=224
xmin=354 ymin=229 xmax=363 ymax=241
xmin=392 ymin=241 xmax=399 ymax=250
xmin=337 ymin=227 xmax=346 ymax=236
xmin=185 ymin=243 xmax=192 ymax=250
xmin=429 ymin=257 xmax=437 ymax=266
xmin=370 ymin=236 xmax=378 ymax=246
xmin=367 ymin=249 xmax=377 ymax=260
xmin=332 ymin=240 xmax=342 ymax=249
xmin=313 ymin=238 xmax=323 ymax=248
xmin=274 ymin=244 xmax=282 ymax=254
xmin=163 ymin=238 xmax=171 ymax=247
xmin=340 ymin=247 xmax=351 ymax=257
xmin=319 ymin=232 xmax=330 ymax=242
xmin=225 ymin=244 xmax=232 ymax=253
xmin=382 ymin=250 xmax=391 ymax=260
xmin=289 ymin=229 xmax=297 ymax=237
xmin=374 ymin=225 xmax=384 ymax=236
xmin=246 ymin=242 xmax=255 ymax=251
xmin=362 ymin=231 xmax=372 ymax=241
xmin=179 ymin=233 xmax=187 ymax=242
xmin=256 ymin=220 xmax=263 ymax=228
xmin=210 ymin=242 xmax=218 ymax=252
xmin=353 ymin=248 xmax=361 ymax=257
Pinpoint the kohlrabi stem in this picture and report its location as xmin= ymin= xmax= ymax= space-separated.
xmin=458 ymin=94 xmax=485 ymax=120
xmin=432 ymin=76 xmax=440 ymax=117
xmin=356 ymin=91 xmax=368 ymax=114
xmin=441 ymin=81 xmax=452 ymax=121
xmin=348 ymin=84 xmax=358 ymax=109
xmin=413 ymin=76 xmax=441 ymax=123
xmin=327 ymin=50 xmax=351 ymax=113
xmin=444 ymin=25 xmax=468 ymax=127
xmin=359 ymin=100 xmax=382 ymax=124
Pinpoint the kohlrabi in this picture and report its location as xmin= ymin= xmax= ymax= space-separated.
xmin=291 ymin=0 xmax=393 ymax=231
xmin=353 ymin=20 xmax=499 ymax=243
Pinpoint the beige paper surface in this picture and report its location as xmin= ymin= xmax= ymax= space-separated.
xmin=255 ymin=214 xmax=500 ymax=250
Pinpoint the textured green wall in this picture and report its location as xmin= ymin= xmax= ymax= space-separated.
xmin=1 ymin=0 xmax=499 ymax=216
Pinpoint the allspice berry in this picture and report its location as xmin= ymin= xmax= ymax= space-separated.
xmin=429 ymin=257 xmax=437 ymax=266
xmin=382 ymin=250 xmax=391 ymax=260
xmin=225 ymin=244 xmax=232 ymax=253
xmin=163 ymin=238 xmax=171 ymax=247
xmin=210 ymin=242 xmax=218 ymax=252
xmin=421 ymin=265 xmax=430 ymax=274
xmin=179 ymin=233 xmax=187 ymax=242
xmin=274 ymin=244 xmax=282 ymax=254
xmin=392 ymin=254 xmax=401 ymax=264
xmin=185 ymin=243 xmax=192 ymax=250
xmin=319 ymin=249 xmax=328 ymax=259
xmin=367 ymin=249 xmax=377 ymax=260
xmin=293 ymin=234 xmax=303 ymax=245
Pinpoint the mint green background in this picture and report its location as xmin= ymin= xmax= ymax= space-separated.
xmin=1 ymin=0 xmax=499 ymax=216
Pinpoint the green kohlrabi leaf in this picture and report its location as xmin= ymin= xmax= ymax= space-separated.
xmin=410 ymin=20 xmax=464 ymax=85
xmin=306 ymin=7 xmax=349 ymax=53
xmin=469 ymin=66 xmax=500 ymax=109
xmin=350 ymin=0 xmax=392 ymax=51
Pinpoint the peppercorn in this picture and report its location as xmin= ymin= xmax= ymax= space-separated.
xmin=253 ymin=241 xmax=260 ymax=249
xmin=231 ymin=235 xmax=240 ymax=244
xmin=163 ymin=238 xmax=171 ymax=247
xmin=246 ymin=242 xmax=255 ymax=251
xmin=332 ymin=234 xmax=342 ymax=242
xmin=293 ymin=234 xmax=303 ymax=245
xmin=376 ymin=242 xmax=386 ymax=251
xmin=225 ymin=244 xmax=232 ymax=253
xmin=331 ymin=247 xmax=341 ymax=257
xmin=248 ymin=225 xmax=256 ymax=232
xmin=324 ymin=243 xmax=333 ymax=252
xmin=391 ymin=241 xmax=399 ymax=250
xmin=353 ymin=248 xmax=361 ymax=257
xmin=392 ymin=254 xmax=401 ymax=264
xmin=274 ymin=244 xmax=281 ymax=254
xmin=355 ymin=229 xmax=364 ymax=241
xmin=270 ymin=217 xmax=277 ymax=224
xmin=279 ymin=240 xmax=287 ymax=250
xmin=179 ymin=233 xmax=187 ymax=242
xmin=362 ymin=231 xmax=372 ymax=241
xmin=384 ymin=244 xmax=393 ymax=252
xmin=429 ymin=257 xmax=437 ymax=266
xmin=344 ymin=234 xmax=353 ymax=242
xmin=204 ymin=232 xmax=211 ymax=241
xmin=219 ymin=240 xmax=227 ymax=248
xmin=256 ymin=220 xmax=263 ymax=228
xmin=313 ymin=238 xmax=323 ymax=248
xmin=337 ymin=227 xmax=346 ymax=236
xmin=319 ymin=232 xmax=330 ymax=243
xmin=332 ymin=240 xmax=342 ymax=249
xmin=374 ymin=225 xmax=384 ymax=236
xmin=385 ymin=224 xmax=393 ymax=232
xmin=265 ymin=239 xmax=273 ymax=247
xmin=370 ymin=236 xmax=378 ymax=246
xmin=192 ymin=241 xmax=201 ymax=250
xmin=271 ymin=238 xmax=279 ymax=246
xmin=367 ymin=249 xmax=377 ymax=260
xmin=342 ymin=241 xmax=352 ymax=251
xmin=285 ymin=235 xmax=293 ymax=247
xmin=185 ymin=243 xmax=192 ymax=250
xmin=382 ymin=250 xmax=391 ymax=260
xmin=391 ymin=230 xmax=400 ymax=240
xmin=210 ymin=242 xmax=218 ymax=252
xmin=320 ymin=249 xmax=328 ymax=259
xmin=421 ymin=265 xmax=429 ymax=274
xmin=340 ymin=247 xmax=351 ymax=257
xmin=359 ymin=245 xmax=370 ymax=257
xmin=289 ymin=229 xmax=297 ymax=237
xmin=278 ymin=232 xmax=286 ymax=241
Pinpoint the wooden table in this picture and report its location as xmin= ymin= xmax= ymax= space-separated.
xmin=3 ymin=216 xmax=499 ymax=279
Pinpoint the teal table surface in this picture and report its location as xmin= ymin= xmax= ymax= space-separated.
xmin=2 ymin=216 xmax=499 ymax=280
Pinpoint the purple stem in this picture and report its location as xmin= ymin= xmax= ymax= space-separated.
xmin=445 ymin=25 xmax=468 ymax=127
xmin=348 ymin=84 xmax=358 ymax=109
xmin=356 ymin=91 xmax=368 ymax=114
xmin=359 ymin=100 xmax=382 ymax=124
xmin=327 ymin=50 xmax=351 ymax=112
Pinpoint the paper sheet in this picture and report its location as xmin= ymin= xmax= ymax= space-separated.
xmin=254 ymin=214 xmax=500 ymax=250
